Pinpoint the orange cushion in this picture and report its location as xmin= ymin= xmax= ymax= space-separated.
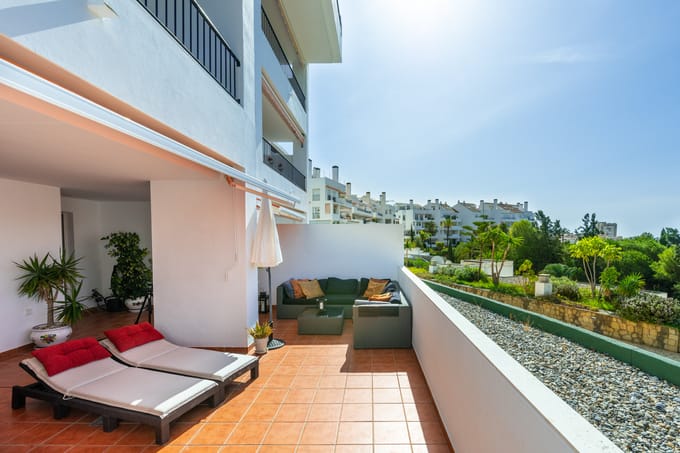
xmin=32 ymin=337 xmax=111 ymax=376
xmin=105 ymin=322 xmax=164 ymax=352
xmin=291 ymin=279 xmax=306 ymax=299
xmin=363 ymin=278 xmax=389 ymax=298
xmin=368 ymin=292 xmax=392 ymax=302
xmin=298 ymin=279 xmax=325 ymax=299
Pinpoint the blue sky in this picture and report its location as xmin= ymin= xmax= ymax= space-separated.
xmin=307 ymin=0 xmax=680 ymax=238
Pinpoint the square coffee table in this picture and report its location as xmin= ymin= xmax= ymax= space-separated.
xmin=297 ymin=307 xmax=344 ymax=335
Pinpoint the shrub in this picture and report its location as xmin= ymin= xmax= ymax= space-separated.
xmin=617 ymin=293 xmax=680 ymax=326
xmin=405 ymin=258 xmax=429 ymax=269
xmin=599 ymin=267 xmax=620 ymax=301
xmin=455 ymin=266 xmax=489 ymax=283
xmin=542 ymin=263 xmax=577 ymax=279
xmin=616 ymin=273 xmax=645 ymax=299
xmin=552 ymin=277 xmax=581 ymax=301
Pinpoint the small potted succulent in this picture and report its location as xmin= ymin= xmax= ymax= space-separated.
xmin=15 ymin=250 xmax=85 ymax=347
xmin=101 ymin=232 xmax=152 ymax=311
xmin=247 ymin=322 xmax=272 ymax=354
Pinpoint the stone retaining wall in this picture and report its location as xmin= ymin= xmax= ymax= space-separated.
xmin=448 ymin=283 xmax=680 ymax=353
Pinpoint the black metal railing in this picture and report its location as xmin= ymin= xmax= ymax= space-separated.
xmin=261 ymin=8 xmax=306 ymax=109
xmin=136 ymin=0 xmax=240 ymax=103
xmin=263 ymin=139 xmax=306 ymax=190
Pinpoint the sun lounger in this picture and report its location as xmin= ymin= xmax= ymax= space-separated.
xmin=101 ymin=323 xmax=259 ymax=402
xmin=12 ymin=338 xmax=220 ymax=444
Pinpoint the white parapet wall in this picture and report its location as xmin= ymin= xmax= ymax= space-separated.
xmin=398 ymin=267 xmax=621 ymax=453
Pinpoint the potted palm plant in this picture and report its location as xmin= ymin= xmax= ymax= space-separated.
xmin=15 ymin=250 xmax=84 ymax=347
xmin=248 ymin=322 xmax=272 ymax=354
xmin=101 ymin=232 xmax=152 ymax=311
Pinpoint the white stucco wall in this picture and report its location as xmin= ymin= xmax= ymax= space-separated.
xmin=0 ymin=179 xmax=61 ymax=352
xmin=271 ymin=224 xmax=403 ymax=303
xmin=399 ymin=268 xmax=620 ymax=453
xmin=1 ymin=0 xmax=255 ymax=168
xmin=61 ymin=197 xmax=151 ymax=302
xmin=150 ymin=179 xmax=257 ymax=348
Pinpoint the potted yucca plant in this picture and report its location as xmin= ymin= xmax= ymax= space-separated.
xmin=15 ymin=250 xmax=84 ymax=347
xmin=247 ymin=322 xmax=272 ymax=354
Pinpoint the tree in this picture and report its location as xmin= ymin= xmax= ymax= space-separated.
xmin=408 ymin=226 xmax=416 ymax=243
xmin=569 ymin=236 xmax=622 ymax=297
xmin=660 ymin=227 xmax=680 ymax=247
xmin=463 ymin=220 xmax=492 ymax=280
xmin=509 ymin=212 xmax=565 ymax=272
xmin=440 ymin=216 xmax=455 ymax=260
xmin=577 ymin=213 xmax=600 ymax=238
xmin=651 ymin=245 xmax=680 ymax=296
xmin=423 ymin=221 xmax=438 ymax=249
xmin=481 ymin=224 xmax=523 ymax=286
xmin=616 ymin=233 xmax=664 ymax=289
xmin=418 ymin=230 xmax=431 ymax=250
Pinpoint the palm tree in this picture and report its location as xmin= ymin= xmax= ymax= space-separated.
xmin=441 ymin=216 xmax=455 ymax=260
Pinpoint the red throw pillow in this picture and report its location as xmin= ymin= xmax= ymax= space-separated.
xmin=104 ymin=322 xmax=164 ymax=352
xmin=32 ymin=337 xmax=111 ymax=376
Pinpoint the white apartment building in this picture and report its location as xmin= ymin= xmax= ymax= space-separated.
xmin=308 ymin=165 xmax=397 ymax=224
xmin=0 ymin=0 xmax=341 ymax=352
xmin=454 ymin=199 xmax=534 ymax=238
xmin=397 ymin=199 xmax=460 ymax=244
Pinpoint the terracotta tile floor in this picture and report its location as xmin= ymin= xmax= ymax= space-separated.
xmin=0 ymin=309 xmax=453 ymax=452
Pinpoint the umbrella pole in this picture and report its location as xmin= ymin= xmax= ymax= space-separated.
xmin=266 ymin=267 xmax=285 ymax=350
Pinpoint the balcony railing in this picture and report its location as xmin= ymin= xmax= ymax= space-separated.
xmin=136 ymin=0 xmax=240 ymax=103
xmin=261 ymin=8 xmax=306 ymax=110
xmin=263 ymin=139 xmax=306 ymax=191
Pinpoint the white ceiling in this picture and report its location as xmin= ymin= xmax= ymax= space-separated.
xmin=0 ymin=92 xmax=217 ymax=201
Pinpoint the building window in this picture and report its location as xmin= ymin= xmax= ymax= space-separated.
xmin=312 ymin=189 xmax=320 ymax=201
xmin=312 ymin=207 xmax=320 ymax=219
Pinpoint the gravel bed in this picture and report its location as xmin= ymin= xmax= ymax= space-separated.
xmin=439 ymin=292 xmax=680 ymax=452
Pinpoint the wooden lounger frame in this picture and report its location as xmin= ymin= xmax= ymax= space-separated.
xmin=12 ymin=362 xmax=221 ymax=444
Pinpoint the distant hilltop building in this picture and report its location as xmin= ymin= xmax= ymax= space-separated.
xmin=596 ymin=222 xmax=618 ymax=239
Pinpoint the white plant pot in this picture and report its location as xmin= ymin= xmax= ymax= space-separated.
xmin=125 ymin=297 xmax=146 ymax=312
xmin=254 ymin=338 xmax=268 ymax=354
xmin=30 ymin=323 xmax=72 ymax=348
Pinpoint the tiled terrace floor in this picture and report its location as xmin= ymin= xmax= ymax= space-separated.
xmin=0 ymin=309 xmax=453 ymax=452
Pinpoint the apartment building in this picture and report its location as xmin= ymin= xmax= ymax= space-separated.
xmin=397 ymin=199 xmax=460 ymax=244
xmin=308 ymin=165 xmax=397 ymax=224
xmin=0 ymin=0 xmax=341 ymax=352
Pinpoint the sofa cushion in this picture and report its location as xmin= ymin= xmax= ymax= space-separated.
xmin=291 ymin=279 xmax=306 ymax=299
xmin=325 ymin=295 xmax=359 ymax=305
xmin=298 ymin=279 xmax=325 ymax=299
xmin=359 ymin=277 xmax=391 ymax=296
xmin=363 ymin=278 xmax=390 ymax=298
xmin=105 ymin=322 xmax=164 ymax=352
xmin=368 ymin=292 xmax=392 ymax=302
xmin=282 ymin=280 xmax=295 ymax=299
xmin=285 ymin=297 xmax=312 ymax=305
xmin=384 ymin=281 xmax=399 ymax=293
xmin=326 ymin=277 xmax=358 ymax=295
xmin=32 ymin=337 xmax=111 ymax=376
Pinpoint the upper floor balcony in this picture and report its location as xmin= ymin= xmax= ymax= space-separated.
xmin=263 ymin=138 xmax=305 ymax=191
xmin=136 ymin=0 xmax=241 ymax=103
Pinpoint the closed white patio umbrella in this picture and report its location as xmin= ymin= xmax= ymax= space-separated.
xmin=251 ymin=195 xmax=284 ymax=349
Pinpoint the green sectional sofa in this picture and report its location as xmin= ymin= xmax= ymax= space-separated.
xmin=276 ymin=277 xmax=412 ymax=349
xmin=276 ymin=277 xmax=367 ymax=319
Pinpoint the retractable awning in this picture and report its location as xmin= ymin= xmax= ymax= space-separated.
xmin=0 ymin=58 xmax=300 ymax=205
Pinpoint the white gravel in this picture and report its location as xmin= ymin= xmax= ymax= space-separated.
xmin=439 ymin=292 xmax=680 ymax=452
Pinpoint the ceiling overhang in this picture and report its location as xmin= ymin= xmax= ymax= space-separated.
xmin=278 ymin=0 xmax=342 ymax=64
xmin=0 ymin=58 xmax=300 ymax=204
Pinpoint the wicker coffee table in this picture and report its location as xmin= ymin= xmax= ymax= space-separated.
xmin=297 ymin=307 xmax=344 ymax=335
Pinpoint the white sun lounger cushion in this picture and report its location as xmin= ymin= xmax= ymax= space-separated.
xmin=101 ymin=338 xmax=257 ymax=383
xmin=22 ymin=357 xmax=217 ymax=418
